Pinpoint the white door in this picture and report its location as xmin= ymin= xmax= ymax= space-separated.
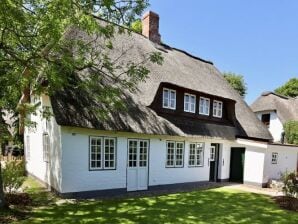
xmin=127 ymin=139 xmax=149 ymax=191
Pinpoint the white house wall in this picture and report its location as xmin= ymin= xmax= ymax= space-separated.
xmin=263 ymin=144 xmax=298 ymax=183
xmin=25 ymin=95 xmax=62 ymax=192
xmin=60 ymin=127 xmax=234 ymax=193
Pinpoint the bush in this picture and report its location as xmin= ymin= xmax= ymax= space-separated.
xmin=281 ymin=171 xmax=298 ymax=198
xmin=284 ymin=120 xmax=298 ymax=145
xmin=2 ymin=160 xmax=26 ymax=193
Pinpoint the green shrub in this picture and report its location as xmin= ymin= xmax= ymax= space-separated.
xmin=2 ymin=160 xmax=26 ymax=193
xmin=281 ymin=171 xmax=298 ymax=198
xmin=284 ymin=120 xmax=298 ymax=145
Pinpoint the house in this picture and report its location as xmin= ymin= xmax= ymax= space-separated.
xmin=24 ymin=11 xmax=298 ymax=198
xmin=251 ymin=91 xmax=298 ymax=143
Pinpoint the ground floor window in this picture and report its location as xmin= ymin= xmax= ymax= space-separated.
xmin=166 ymin=141 xmax=184 ymax=168
xmin=271 ymin=152 xmax=278 ymax=164
xmin=43 ymin=133 xmax=50 ymax=162
xmin=128 ymin=139 xmax=149 ymax=168
xmin=189 ymin=143 xmax=204 ymax=167
xmin=89 ymin=136 xmax=116 ymax=170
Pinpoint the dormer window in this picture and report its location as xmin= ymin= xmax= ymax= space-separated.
xmin=184 ymin=93 xmax=196 ymax=113
xmin=213 ymin=100 xmax=223 ymax=118
xmin=163 ymin=88 xmax=176 ymax=109
xmin=199 ymin=97 xmax=210 ymax=115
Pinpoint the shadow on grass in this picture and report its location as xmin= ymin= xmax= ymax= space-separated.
xmin=21 ymin=188 xmax=298 ymax=224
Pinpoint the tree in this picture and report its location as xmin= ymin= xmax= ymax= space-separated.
xmin=0 ymin=0 xmax=162 ymax=208
xmin=223 ymin=72 xmax=247 ymax=97
xmin=275 ymin=78 xmax=298 ymax=97
xmin=284 ymin=121 xmax=298 ymax=145
xmin=131 ymin=19 xmax=142 ymax=33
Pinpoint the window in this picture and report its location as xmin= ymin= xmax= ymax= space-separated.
xmin=184 ymin=93 xmax=196 ymax=113
xmin=166 ymin=141 xmax=184 ymax=168
xmin=213 ymin=100 xmax=223 ymax=118
xmin=163 ymin=88 xmax=176 ymax=109
xmin=210 ymin=146 xmax=215 ymax=161
xmin=90 ymin=136 xmax=116 ymax=170
xmin=199 ymin=97 xmax=210 ymax=115
xmin=26 ymin=136 xmax=30 ymax=160
xmin=272 ymin=152 xmax=278 ymax=164
xmin=43 ymin=134 xmax=50 ymax=162
xmin=189 ymin=143 xmax=204 ymax=167
xmin=261 ymin=113 xmax=270 ymax=128
xmin=128 ymin=140 xmax=149 ymax=168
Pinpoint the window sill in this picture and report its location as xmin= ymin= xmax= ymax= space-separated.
xmin=89 ymin=168 xmax=117 ymax=171
xmin=188 ymin=165 xmax=204 ymax=168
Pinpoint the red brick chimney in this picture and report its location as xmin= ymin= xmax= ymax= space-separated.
xmin=142 ymin=11 xmax=161 ymax=44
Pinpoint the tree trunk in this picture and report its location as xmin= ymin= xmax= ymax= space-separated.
xmin=0 ymin=161 xmax=7 ymax=209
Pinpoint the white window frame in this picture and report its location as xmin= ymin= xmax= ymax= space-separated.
xmin=184 ymin=93 xmax=196 ymax=113
xmin=210 ymin=146 xmax=215 ymax=161
xmin=189 ymin=143 xmax=204 ymax=167
xmin=166 ymin=141 xmax=184 ymax=168
xmin=271 ymin=152 xmax=278 ymax=164
xmin=89 ymin=136 xmax=116 ymax=170
xmin=26 ymin=136 xmax=30 ymax=161
xmin=43 ymin=133 xmax=50 ymax=162
xmin=213 ymin=100 xmax=223 ymax=118
xmin=163 ymin=88 xmax=176 ymax=110
xmin=199 ymin=97 xmax=210 ymax=115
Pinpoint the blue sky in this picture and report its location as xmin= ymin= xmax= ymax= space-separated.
xmin=147 ymin=0 xmax=298 ymax=104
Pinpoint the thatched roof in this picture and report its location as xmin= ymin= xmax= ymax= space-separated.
xmin=251 ymin=91 xmax=298 ymax=124
xmin=50 ymin=21 xmax=272 ymax=141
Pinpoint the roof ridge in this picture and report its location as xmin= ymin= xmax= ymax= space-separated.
xmin=92 ymin=15 xmax=214 ymax=66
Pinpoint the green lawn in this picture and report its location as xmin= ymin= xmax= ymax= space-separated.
xmin=2 ymin=178 xmax=298 ymax=224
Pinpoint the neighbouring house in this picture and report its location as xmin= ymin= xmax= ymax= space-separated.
xmin=24 ymin=11 xmax=298 ymax=198
xmin=251 ymin=91 xmax=298 ymax=143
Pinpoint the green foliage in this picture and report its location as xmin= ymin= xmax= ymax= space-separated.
xmin=223 ymin=72 xmax=247 ymax=97
xmin=2 ymin=160 xmax=26 ymax=194
xmin=0 ymin=0 xmax=163 ymax=128
xmin=131 ymin=19 xmax=142 ymax=33
xmin=284 ymin=120 xmax=298 ymax=145
xmin=275 ymin=78 xmax=298 ymax=97
xmin=281 ymin=171 xmax=298 ymax=198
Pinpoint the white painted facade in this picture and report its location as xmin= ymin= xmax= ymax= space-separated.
xmin=256 ymin=111 xmax=284 ymax=142
xmin=25 ymin=99 xmax=298 ymax=194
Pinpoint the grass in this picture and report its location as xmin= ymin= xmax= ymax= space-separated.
xmin=1 ymin=178 xmax=298 ymax=224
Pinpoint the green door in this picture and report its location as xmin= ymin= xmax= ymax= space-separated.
xmin=229 ymin=148 xmax=245 ymax=182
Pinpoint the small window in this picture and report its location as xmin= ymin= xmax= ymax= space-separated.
xmin=90 ymin=137 xmax=116 ymax=170
xmin=43 ymin=134 xmax=50 ymax=162
xmin=26 ymin=136 xmax=30 ymax=161
xmin=163 ymin=88 xmax=176 ymax=110
xmin=213 ymin=100 xmax=223 ymax=118
xmin=189 ymin=143 xmax=204 ymax=167
xmin=210 ymin=146 xmax=215 ymax=161
xmin=261 ymin=114 xmax=270 ymax=128
xmin=166 ymin=141 xmax=184 ymax=168
xmin=272 ymin=152 xmax=278 ymax=164
xmin=199 ymin=97 xmax=210 ymax=115
xmin=184 ymin=93 xmax=196 ymax=113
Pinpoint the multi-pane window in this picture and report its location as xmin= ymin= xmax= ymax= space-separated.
xmin=184 ymin=93 xmax=196 ymax=113
xmin=26 ymin=136 xmax=30 ymax=161
xmin=189 ymin=143 xmax=204 ymax=167
xmin=163 ymin=88 xmax=176 ymax=109
xmin=90 ymin=137 xmax=116 ymax=170
xmin=128 ymin=140 xmax=138 ymax=167
xmin=166 ymin=141 xmax=184 ymax=168
xmin=43 ymin=134 xmax=50 ymax=162
xmin=199 ymin=97 xmax=210 ymax=115
xmin=128 ymin=139 xmax=149 ymax=168
xmin=272 ymin=152 xmax=278 ymax=164
xmin=139 ymin=140 xmax=148 ymax=167
xmin=104 ymin=138 xmax=116 ymax=169
xmin=213 ymin=100 xmax=223 ymax=118
xmin=210 ymin=146 xmax=215 ymax=161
